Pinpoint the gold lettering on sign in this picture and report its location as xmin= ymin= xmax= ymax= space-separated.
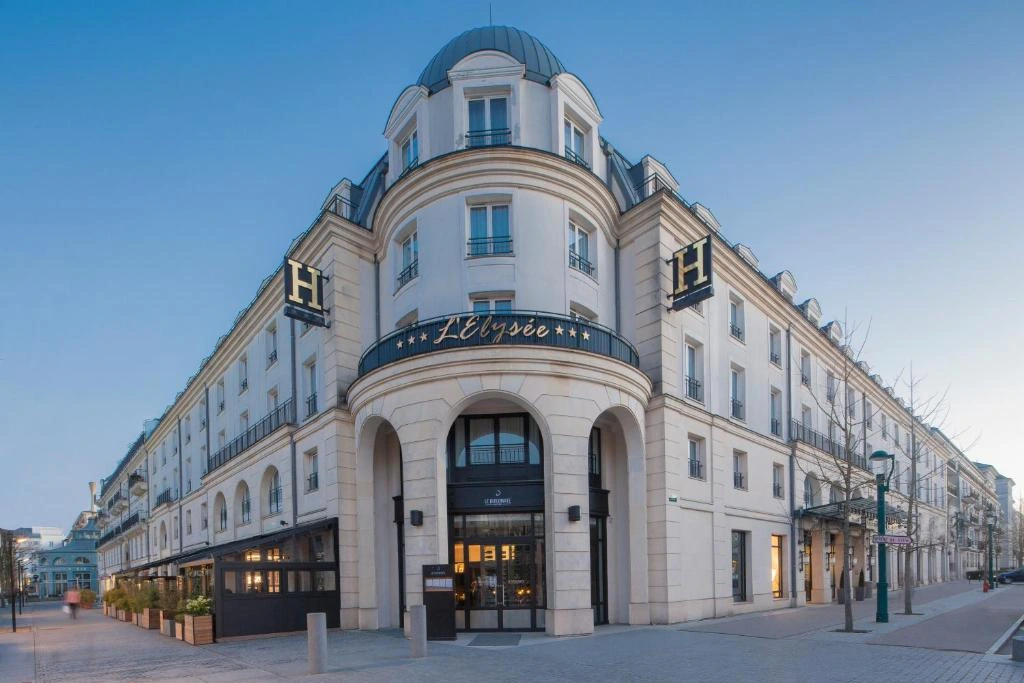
xmin=286 ymin=258 xmax=323 ymax=310
xmin=535 ymin=324 xmax=549 ymax=337
xmin=434 ymin=316 xmax=460 ymax=344
xmin=673 ymin=237 xmax=710 ymax=296
xmin=459 ymin=315 xmax=480 ymax=340
xmin=428 ymin=315 xmax=573 ymax=348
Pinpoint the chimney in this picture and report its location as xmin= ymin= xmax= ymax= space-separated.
xmin=89 ymin=481 xmax=97 ymax=512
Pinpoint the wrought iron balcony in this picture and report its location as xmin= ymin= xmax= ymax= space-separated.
xmin=569 ymin=251 xmax=596 ymax=277
xmin=773 ymin=482 xmax=784 ymax=498
xmin=306 ymin=471 xmax=319 ymax=492
xmin=771 ymin=418 xmax=782 ymax=437
xmin=563 ymin=146 xmax=590 ymax=170
xmin=730 ymin=324 xmax=744 ymax=342
xmin=267 ymin=349 xmax=278 ymax=366
xmin=734 ymin=471 xmax=745 ymax=489
xmin=466 ymin=128 xmax=511 ymax=147
xmin=120 ymin=511 xmax=141 ymax=533
xmin=685 ymin=376 xmax=703 ymax=402
xmin=790 ymin=419 xmax=869 ymax=471
xmin=401 ymin=157 xmax=419 ymax=174
xmin=207 ymin=398 xmax=296 ymax=475
xmin=357 ymin=310 xmax=640 ymax=377
xmin=324 ymin=193 xmax=359 ymax=222
xmin=154 ymin=488 xmax=175 ymax=508
xmin=688 ymin=458 xmax=705 ymax=480
xmin=467 ymin=236 xmax=513 ymax=257
xmin=306 ymin=393 xmax=318 ymax=419
xmin=770 ymin=351 xmax=781 ymax=366
xmin=129 ymin=472 xmax=147 ymax=498
xmin=731 ymin=399 xmax=745 ymax=420
xmin=397 ymin=260 xmax=419 ymax=289
xmin=801 ymin=373 xmax=810 ymax=387
xmin=107 ymin=491 xmax=123 ymax=511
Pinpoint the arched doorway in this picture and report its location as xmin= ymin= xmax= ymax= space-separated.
xmin=356 ymin=417 xmax=404 ymax=629
xmin=445 ymin=397 xmax=546 ymax=631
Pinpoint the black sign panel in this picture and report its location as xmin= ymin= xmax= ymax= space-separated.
xmin=669 ymin=236 xmax=714 ymax=311
xmin=283 ymin=258 xmax=328 ymax=327
xmin=422 ymin=564 xmax=456 ymax=640
xmin=448 ymin=482 xmax=545 ymax=513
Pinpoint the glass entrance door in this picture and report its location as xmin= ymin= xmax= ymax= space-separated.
xmin=590 ymin=516 xmax=608 ymax=625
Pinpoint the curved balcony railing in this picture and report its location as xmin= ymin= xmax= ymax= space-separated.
xmin=358 ymin=310 xmax=640 ymax=377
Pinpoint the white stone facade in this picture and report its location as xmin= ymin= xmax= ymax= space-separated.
xmin=93 ymin=26 xmax=999 ymax=635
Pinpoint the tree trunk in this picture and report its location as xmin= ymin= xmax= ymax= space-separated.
xmin=843 ymin=516 xmax=853 ymax=631
xmin=904 ymin=410 xmax=917 ymax=615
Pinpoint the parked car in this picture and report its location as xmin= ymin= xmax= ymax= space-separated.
xmin=997 ymin=568 xmax=1024 ymax=584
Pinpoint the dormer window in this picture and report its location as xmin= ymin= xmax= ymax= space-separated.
xmin=563 ymin=119 xmax=589 ymax=169
xmin=401 ymin=131 xmax=418 ymax=172
xmin=467 ymin=96 xmax=509 ymax=147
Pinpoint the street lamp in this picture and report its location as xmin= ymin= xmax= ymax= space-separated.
xmin=870 ymin=449 xmax=896 ymax=623
xmin=987 ymin=509 xmax=997 ymax=588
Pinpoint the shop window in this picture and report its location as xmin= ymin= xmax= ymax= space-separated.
xmin=732 ymin=530 xmax=748 ymax=602
xmin=771 ymin=535 xmax=785 ymax=598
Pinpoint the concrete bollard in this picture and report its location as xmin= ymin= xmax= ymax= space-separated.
xmin=1012 ymin=636 xmax=1024 ymax=662
xmin=409 ymin=604 xmax=427 ymax=658
xmin=307 ymin=612 xmax=328 ymax=674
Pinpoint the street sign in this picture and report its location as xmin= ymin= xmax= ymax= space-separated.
xmin=873 ymin=535 xmax=911 ymax=545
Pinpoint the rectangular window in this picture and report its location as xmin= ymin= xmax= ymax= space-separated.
xmin=881 ymin=413 xmax=888 ymax=439
xmin=588 ymin=427 xmax=601 ymax=488
xmin=800 ymin=352 xmax=811 ymax=386
xmin=266 ymin=322 xmax=278 ymax=367
xmin=567 ymin=221 xmax=595 ymax=276
xmin=732 ymin=531 xmax=748 ymax=602
xmin=184 ymin=416 xmax=191 ymax=444
xmin=733 ymin=451 xmax=747 ymax=490
xmin=688 ymin=436 xmax=705 ymax=480
xmin=770 ymin=389 xmax=782 ymax=436
xmin=801 ymin=404 xmax=813 ymax=429
xmin=219 ymin=504 xmax=227 ymax=531
xmin=684 ymin=342 xmax=703 ymax=402
xmin=186 ymin=510 xmax=192 ymax=536
xmin=563 ymin=119 xmax=588 ymax=168
xmin=772 ymin=464 xmax=785 ymax=498
xmin=730 ymin=367 xmax=745 ymax=420
xmin=471 ymin=297 xmax=513 ymax=314
xmin=201 ymin=503 xmax=208 ymax=530
xmin=768 ymin=326 xmax=782 ymax=366
xmin=847 ymin=388 xmax=856 ymax=418
xmin=401 ymin=131 xmax=418 ymax=171
xmin=826 ymin=371 xmax=837 ymax=401
xmin=771 ymin=535 xmax=784 ymax=598
xmin=468 ymin=204 xmax=512 ymax=255
xmin=306 ymin=449 xmax=319 ymax=492
xmin=216 ymin=380 xmax=225 ymax=413
xmin=305 ymin=360 xmax=317 ymax=419
xmin=467 ymin=97 xmax=509 ymax=146
xmin=267 ymin=387 xmax=279 ymax=413
xmin=238 ymin=355 xmax=248 ymax=393
xmin=239 ymin=410 xmax=249 ymax=434
xmin=398 ymin=231 xmax=419 ymax=287
xmin=729 ymin=298 xmax=744 ymax=341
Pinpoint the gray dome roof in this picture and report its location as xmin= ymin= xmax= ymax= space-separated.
xmin=417 ymin=26 xmax=567 ymax=94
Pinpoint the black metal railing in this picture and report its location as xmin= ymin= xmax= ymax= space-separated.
xmin=267 ymin=349 xmax=277 ymax=366
xmin=402 ymin=157 xmax=419 ymax=174
xmin=305 ymin=393 xmax=318 ymax=419
xmin=731 ymin=399 xmax=745 ymax=420
xmin=107 ymin=491 xmax=124 ymax=510
xmin=268 ymin=487 xmax=282 ymax=515
xmin=306 ymin=471 xmax=319 ymax=492
xmin=734 ymin=471 xmax=745 ymax=489
xmin=357 ymin=310 xmax=641 ymax=376
xmin=569 ymin=251 xmax=596 ymax=277
xmin=771 ymin=418 xmax=782 ymax=436
xmin=154 ymin=488 xmax=175 ymax=508
xmin=397 ymin=260 xmax=419 ymax=289
xmin=469 ymin=444 xmax=526 ymax=466
xmin=98 ymin=526 xmax=121 ymax=548
xmin=688 ymin=458 xmax=704 ymax=480
xmin=207 ymin=398 xmax=296 ymax=474
xmin=564 ymin=146 xmax=590 ymax=169
xmin=730 ymin=324 xmax=744 ymax=342
xmin=770 ymin=351 xmax=781 ymax=365
xmin=685 ymin=376 xmax=703 ymax=402
xmin=790 ymin=419 xmax=869 ymax=470
xmin=801 ymin=373 xmax=810 ymax=386
xmin=467 ymin=236 xmax=513 ymax=256
xmin=324 ymin=193 xmax=359 ymax=221
xmin=773 ymin=482 xmax=784 ymax=498
xmin=239 ymin=378 xmax=248 ymax=393
xmin=241 ymin=498 xmax=251 ymax=525
xmin=466 ymin=128 xmax=511 ymax=147
xmin=120 ymin=511 xmax=140 ymax=533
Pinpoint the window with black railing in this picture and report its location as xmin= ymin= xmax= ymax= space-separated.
xmin=773 ymin=482 xmax=785 ymax=499
xmin=154 ymin=488 xmax=174 ymax=508
xmin=801 ymin=373 xmax=810 ymax=387
xmin=207 ymin=398 xmax=295 ymax=474
xmin=770 ymin=351 xmax=781 ymax=366
xmin=688 ymin=456 xmax=704 ymax=480
xmin=771 ymin=418 xmax=782 ymax=437
xmin=466 ymin=128 xmax=511 ymax=147
xmin=306 ymin=393 xmax=318 ymax=419
xmin=306 ymin=471 xmax=319 ymax=492
xmin=790 ymin=419 xmax=869 ymax=470
xmin=731 ymin=399 xmax=745 ymax=420
xmin=589 ymin=427 xmax=602 ymax=489
xmin=241 ymin=493 xmax=251 ymax=525
xmin=730 ymin=323 xmax=744 ymax=342
xmin=448 ymin=413 xmax=543 ymax=483
xmin=397 ymin=259 xmax=419 ymax=289
xmin=324 ymin=193 xmax=359 ymax=222
xmin=685 ymin=376 xmax=703 ymax=402
xmin=734 ymin=471 xmax=745 ymax=489
xmin=564 ymin=146 xmax=590 ymax=169
xmin=569 ymin=250 xmax=596 ymax=277
xmin=467 ymin=235 xmax=513 ymax=257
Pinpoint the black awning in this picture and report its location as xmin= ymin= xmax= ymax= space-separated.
xmin=798 ymin=498 xmax=908 ymax=527
xmin=118 ymin=517 xmax=336 ymax=576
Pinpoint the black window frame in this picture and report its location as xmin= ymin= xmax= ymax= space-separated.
xmin=447 ymin=412 xmax=543 ymax=484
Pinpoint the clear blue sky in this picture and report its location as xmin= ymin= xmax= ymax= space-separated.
xmin=1 ymin=2 xmax=1021 ymax=529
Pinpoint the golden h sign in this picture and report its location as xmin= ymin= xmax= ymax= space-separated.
xmin=284 ymin=258 xmax=328 ymax=327
xmin=669 ymin=236 xmax=714 ymax=311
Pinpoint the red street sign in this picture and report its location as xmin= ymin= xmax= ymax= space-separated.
xmin=873 ymin=534 xmax=911 ymax=545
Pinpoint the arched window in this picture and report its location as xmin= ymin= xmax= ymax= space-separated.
xmin=75 ymin=557 xmax=89 ymax=565
xmin=262 ymin=467 xmax=282 ymax=516
xmin=235 ymin=481 xmax=251 ymax=526
xmin=159 ymin=521 xmax=168 ymax=549
xmin=214 ymin=492 xmax=228 ymax=531
xmin=829 ymin=486 xmax=839 ymax=504
xmin=803 ymin=475 xmax=817 ymax=507
xmin=53 ymin=558 xmax=65 ymax=566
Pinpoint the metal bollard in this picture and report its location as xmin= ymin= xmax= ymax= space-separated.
xmin=1013 ymin=636 xmax=1024 ymax=662
xmin=307 ymin=612 xmax=328 ymax=674
xmin=409 ymin=604 xmax=427 ymax=658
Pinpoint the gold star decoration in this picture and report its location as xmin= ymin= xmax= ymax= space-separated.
xmin=420 ymin=332 xmax=428 ymax=342
xmin=582 ymin=330 xmax=590 ymax=341
xmin=569 ymin=328 xmax=577 ymax=338
xmin=408 ymin=335 xmax=415 ymax=345
xmin=555 ymin=325 xmax=564 ymax=335
xmin=396 ymin=340 xmax=404 ymax=349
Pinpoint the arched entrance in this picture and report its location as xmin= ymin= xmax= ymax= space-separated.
xmin=446 ymin=397 xmax=546 ymax=631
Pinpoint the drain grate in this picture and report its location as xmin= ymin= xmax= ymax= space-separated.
xmin=468 ymin=633 xmax=522 ymax=647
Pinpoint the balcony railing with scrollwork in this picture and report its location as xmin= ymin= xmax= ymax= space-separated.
xmin=207 ymin=398 xmax=296 ymax=475
xmin=357 ymin=310 xmax=640 ymax=377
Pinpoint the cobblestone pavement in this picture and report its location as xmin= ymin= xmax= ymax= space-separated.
xmin=2 ymin=590 xmax=1023 ymax=682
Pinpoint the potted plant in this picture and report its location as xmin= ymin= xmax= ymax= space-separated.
xmin=117 ymin=594 xmax=132 ymax=621
xmin=183 ymin=595 xmax=214 ymax=645
xmin=159 ymin=588 xmax=180 ymax=637
xmin=174 ymin=612 xmax=185 ymax=641
xmin=80 ymin=588 xmax=96 ymax=609
xmin=855 ymin=570 xmax=866 ymax=601
xmin=140 ymin=585 xmax=161 ymax=630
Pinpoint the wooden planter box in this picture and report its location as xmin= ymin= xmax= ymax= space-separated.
xmin=118 ymin=609 xmax=130 ymax=622
xmin=161 ymin=618 xmax=175 ymax=637
xmin=142 ymin=608 xmax=161 ymax=629
xmin=184 ymin=614 xmax=214 ymax=645
xmin=175 ymin=622 xmax=184 ymax=640
xmin=134 ymin=612 xmax=143 ymax=626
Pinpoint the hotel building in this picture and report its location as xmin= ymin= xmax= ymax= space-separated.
xmin=94 ymin=25 xmax=993 ymax=638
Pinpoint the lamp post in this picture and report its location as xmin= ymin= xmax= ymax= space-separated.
xmin=870 ymin=450 xmax=896 ymax=623
xmin=987 ymin=510 xmax=997 ymax=588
